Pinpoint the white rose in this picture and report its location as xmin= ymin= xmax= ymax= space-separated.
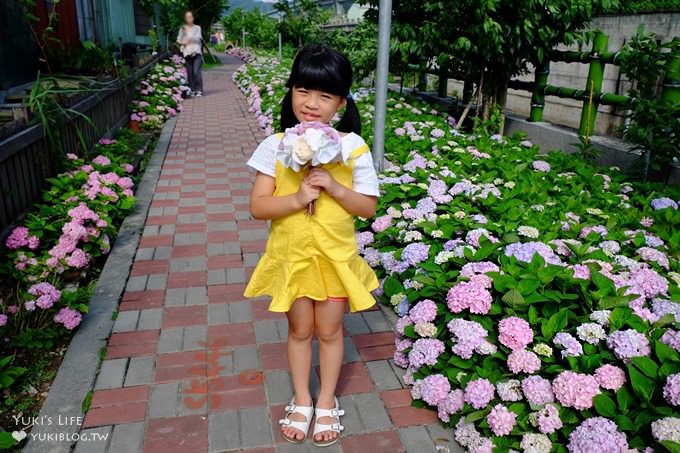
xmin=292 ymin=137 xmax=313 ymax=163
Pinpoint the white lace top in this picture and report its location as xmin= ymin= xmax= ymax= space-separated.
xmin=247 ymin=133 xmax=380 ymax=196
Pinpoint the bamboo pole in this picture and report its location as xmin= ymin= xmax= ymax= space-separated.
xmin=578 ymin=33 xmax=609 ymax=137
xmin=529 ymin=62 xmax=550 ymax=122
xmin=660 ymin=53 xmax=680 ymax=105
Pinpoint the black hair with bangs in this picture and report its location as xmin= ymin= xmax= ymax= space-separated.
xmin=280 ymin=43 xmax=361 ymax=135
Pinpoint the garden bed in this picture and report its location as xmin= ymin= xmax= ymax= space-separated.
xmin=0 ymin=55 xmax=188 ymax=450
xmin=235 ymin=55 xmax=680 ymax=452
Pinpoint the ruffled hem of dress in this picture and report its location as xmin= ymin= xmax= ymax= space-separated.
xmin=244 ymin=253 xmax=378 ymax=313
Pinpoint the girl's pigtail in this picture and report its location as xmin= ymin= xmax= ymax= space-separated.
xmin=279 ymin=90 xmax=296 ymax=132
xmin=335 ymin=98 xmax=361 ymax=135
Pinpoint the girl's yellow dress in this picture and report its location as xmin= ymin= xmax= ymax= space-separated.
xmin=244 ymin=134 xmax=379 ymax=313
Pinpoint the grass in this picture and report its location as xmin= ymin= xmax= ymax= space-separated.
xmin=203 ymin=54 xmax=223 ymax=70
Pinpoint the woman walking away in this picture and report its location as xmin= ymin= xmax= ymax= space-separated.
xmin=176 ymin=11 xmax=203 ymax=97
xmin=244 ymin=44 xmax=380 ymax=446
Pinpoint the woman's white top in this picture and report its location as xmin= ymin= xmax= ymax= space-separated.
xmin=177 ymin=25 xmax=202 ymax=57
xmin=247 ymin=132 xmax=380 ymax=197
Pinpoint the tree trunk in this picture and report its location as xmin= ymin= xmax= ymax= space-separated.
xmin=497 ymin=77 xmax=509 ymax=135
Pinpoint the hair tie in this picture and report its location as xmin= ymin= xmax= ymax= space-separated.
xmin=347 ymin=91 xmax=354 ymax=101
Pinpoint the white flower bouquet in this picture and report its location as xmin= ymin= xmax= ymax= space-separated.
xmin=277 ymin=122 xmax=348 ymax=215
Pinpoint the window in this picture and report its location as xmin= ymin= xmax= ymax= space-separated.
xmin=133 ymin=0 xmax=153 ymax=36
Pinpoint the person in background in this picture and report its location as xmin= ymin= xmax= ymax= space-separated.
xmin=176 ymin=10 xmax=203 ymax=97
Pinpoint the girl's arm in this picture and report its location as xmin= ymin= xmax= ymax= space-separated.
xmin=305 ymin=168 xmax=377 ymax=218
xmin=250 ymin=172 xmax=320 ymax=220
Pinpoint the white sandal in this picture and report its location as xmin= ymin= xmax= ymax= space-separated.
xmin=312 ymin=397 xmax=345 ymax=447
xmin=278 ymin=397 xmax=314 ymax=444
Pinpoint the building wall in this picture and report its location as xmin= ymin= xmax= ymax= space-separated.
xmin=35 ymin=0 xmax=81 ymax=50
xmin=95 ymin=0 xmax=164 ymax=47
xmin=508 ymin=12 xmax=680 ymax=136
xmin=443 ymin=12 xmax=679 ymax=137
xmin=0 ymin=0 xmax=38 ymax=91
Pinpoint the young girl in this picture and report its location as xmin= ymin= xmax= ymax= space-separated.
xmin=244 ymin=44 xmax=380 ymax=446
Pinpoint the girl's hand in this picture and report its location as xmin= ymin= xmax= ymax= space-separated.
xmin=306 ymin=168 xmax=341 ymax=198
xmin=295 ymin=180 xmax=320 ymax=208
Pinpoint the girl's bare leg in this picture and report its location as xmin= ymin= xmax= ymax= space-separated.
xmin=313 ymin=299 xmax=346 ymax=443
xmin=282 ymin=297 xmax=315 ymax=441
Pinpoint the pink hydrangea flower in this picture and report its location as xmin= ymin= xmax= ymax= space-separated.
xmin=568 ymin=417 xmax=628 ymax=452
xmin=594 ymin=364 xmax=627 ymax=391
xmin=552 ymin=371 xmax=600 ymax=409
xmin=498 ymin=317 xmax=534 ymax=350
xmin=522 ymin=376 xmax=554 ymax=405
xmin=437 ymin=389 xmax=464 ymax=423
xmin=487 ymin=404 xmax=516 ymax=436
xmin=92 ymin=155 xmax=111 ymax=166
xmin=409 ymin=299 xmax=438 ymax=324
xmin=507 ymin=349 xmax=541 ymax=374
xmin=419 ymin=374 xmax=451 ymax=406
xmin=28 ymin=282 xmax=61 ymax=310
xmin=663 ymin=373 xmax=680 ymax=406
xmin=446 ymin=281 xmax=492 ymax=314
xmin=464 ymin=378 xmax=495 ymax=409
xmin=5 ymin=227 xmax=39 ymax=250
xmin=54 ymin=307 xmax=82 ymax=330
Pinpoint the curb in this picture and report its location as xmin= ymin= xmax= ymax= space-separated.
xmin=22 ymin=117 xmax=177 ymax=453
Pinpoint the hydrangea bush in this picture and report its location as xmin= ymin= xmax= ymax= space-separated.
xmin=235 ymin=56 xmax=680 ymax=451
xmin=129 ymin=54 xmax=188 ymax=129
xmin=0 ymin=139 xmax=140 ymax=334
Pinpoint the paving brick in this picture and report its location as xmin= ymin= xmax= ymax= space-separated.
xmin=366 ymin=360 xmax=404 ymax=391
xmin=108 ymin=422 xmax=145 ymax=453
xmin=226 ymin=268 xmax=246 ymax=284
xmin=137 ymin=308 xmax=162 ymax=330
xmin=126 ymin=276 xmax=147 ymax=292
xmin=258 ymin=342 xmax=288 ymax=371
xmin=169 ymin=256 xmax=208 ymax=273
xmin=94 ymin=358 xmax=128 ymax=390
xmin=146 ymin=274 xmax=168 ymax=291
xmin=425 ymin=423 xmax=464 ymax=452
xmin=144 ymin=415 xmax=208 ymax=452
xmin=363 ymin=311 xmax=392 ymax=333
xmin=254 ymin=319 xmax=288 ymax=344
xmin=264 ymin=370 xmax=293 ymax=405
xmin=324 ymin=363 xmax=374 ymax=396
xmin=107 ymin=331 xmax=158 ymax=359
xmin=154 ymin=247 xmax=173 ymax=260
xmin=344 ymin=313 xmax=371 ymax=335
xmin=208 ymin=375 xmax=267 ymax=410
xmin=162 ymin=305 xmax=207 ymax=328
xmin=381 ymin=389 xmax=439 ymax=427
xmin=207 ymin=322 xmax=255 ymax=348
xmin=74 ymin=425 xmax=111 ymax=453
xmin=148 ymin=382 xmax=179 ymax=418
xmin=125 ymin=356 xmax=155 ymax=387
xmin=182 ymin=325 xmax=208 ymax=351
xmin=157 ymin=328 xmax=184 ymax=353
xmin=340 ymin=431 xmax=405 ymax=453
xmin=112 ymin=310 xmax=139 ymax=333
xmin=398 ymin=426 xmax=437 ymax=453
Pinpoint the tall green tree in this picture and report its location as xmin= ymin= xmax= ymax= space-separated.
xmin=363 ymin=0 xmax=620 ymax=128
xmin=221 ymin=8 xmax=278 ymax=48
xmin=156 ymin=0 xmax=227 ymax=41
xmin=274 ymin=0 xmax=331 ymax=48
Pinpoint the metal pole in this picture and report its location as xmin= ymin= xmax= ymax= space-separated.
xmin=372 ymin=0 xmax=392 ymax=172
xmin=278 ymin=15 xmax=282 ymax=62
xmin=242 ymin=27 xmax=245 ymax=48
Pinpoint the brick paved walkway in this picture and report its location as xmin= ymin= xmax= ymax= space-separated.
xmin=75 ymin=57 xmax=459 ymax=453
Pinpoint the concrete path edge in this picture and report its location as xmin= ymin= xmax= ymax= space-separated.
xmin=23 ymin=117 xmax=177 ymax=453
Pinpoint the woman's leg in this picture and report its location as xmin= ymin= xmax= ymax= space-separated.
xmin=282 ymin=297 xmax=315 ymax=441
xmin=185 ymin=55 xmax=195 ymax=92
xmin=313 ymin=299 xmax=346 ymax=443
xmin=194 ymin=56 xmax=204 ymax=93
